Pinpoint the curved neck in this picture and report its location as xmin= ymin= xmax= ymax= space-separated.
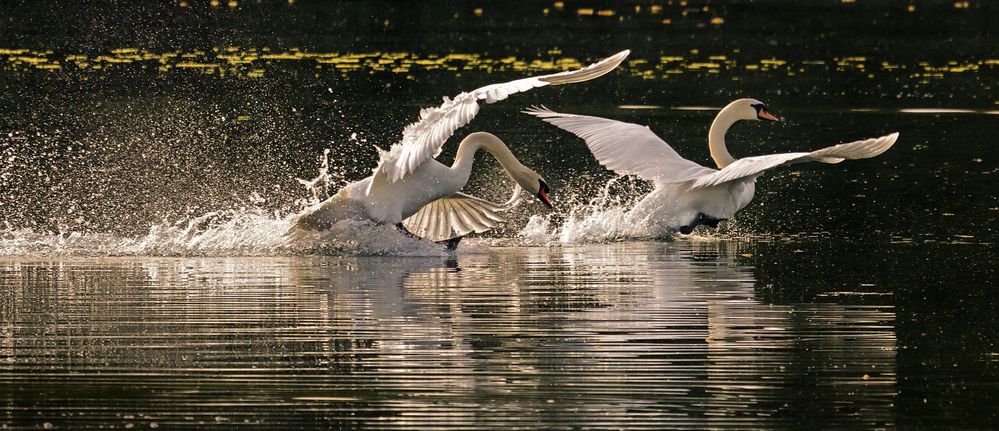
xmin=452 ymin=132 xmax=525 ymax=178
xmin=707 ymin=104 xmax=744 ymax=168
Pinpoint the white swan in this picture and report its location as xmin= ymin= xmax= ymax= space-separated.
xmin=527 ymin=98 xmax=898 ymax=234
xmin=292 ymin=50 xmax=631 ymax=246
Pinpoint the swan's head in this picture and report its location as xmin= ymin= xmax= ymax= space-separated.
xmin=512 ymin=167 xmax=553 ymax=208
xmin=535 ymin=178 xmax=553 ymax=208
xmin=729 ymin=98 xmax=780 ymax=122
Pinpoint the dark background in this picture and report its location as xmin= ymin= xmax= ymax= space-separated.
xmin=1 ymin=1 xmax=998 ymax=428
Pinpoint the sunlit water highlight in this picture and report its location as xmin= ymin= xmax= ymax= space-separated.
xmin=0 ymin=242 xmax=899 ymax=429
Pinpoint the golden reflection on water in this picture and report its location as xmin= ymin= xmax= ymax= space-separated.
xmin=1 ymin=47 xmax=996 ymax=85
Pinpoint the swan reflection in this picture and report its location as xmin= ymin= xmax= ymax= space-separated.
xmin=0 ymin=243 xmax=895 ymax=427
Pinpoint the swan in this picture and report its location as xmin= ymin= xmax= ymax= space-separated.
xmin=526 ymin=98 xmax=898 ymax=234
xmin=291 ymin=50 xmax=631 ymax=248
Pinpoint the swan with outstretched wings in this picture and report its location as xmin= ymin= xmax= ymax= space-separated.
xmin=291 ymin=50 xmax=631 ymax=249
xmin=527 ymin=98 xmax=897 ymax=234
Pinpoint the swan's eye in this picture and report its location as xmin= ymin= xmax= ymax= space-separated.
xmin=751 ymin=103 xmax=765 ymax=113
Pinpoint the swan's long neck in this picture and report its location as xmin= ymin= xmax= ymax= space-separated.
xmin=452 ymin=131 xmax=526 ymax=182
xmin=707 ymin=104 xmax=743 ymax=168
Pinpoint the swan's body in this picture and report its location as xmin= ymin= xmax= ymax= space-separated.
xmin=296 ymin=132 xmax=536 ymax=236
xmin=528 ymin=99 xmax=898 ymax=234
xmin=292 ymin=50 xmax=630 ymax=243
xmin=623 ymin=180 xmax=756 ymax=234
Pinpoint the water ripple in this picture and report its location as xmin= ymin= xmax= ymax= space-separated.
xmin=0 ymin=242 xmax=897 ymax=428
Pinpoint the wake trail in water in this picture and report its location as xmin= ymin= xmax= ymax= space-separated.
xmin=0 ymin=205 xmax=460 ymax=258
xmin=1 ymin=204 xmax=466 ymax=258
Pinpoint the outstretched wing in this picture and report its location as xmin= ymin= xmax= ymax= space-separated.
xmin=525 ymin=107 xmax=716 ymax=183
xmin=689 ymin=132 xmax=899 ymax=189
xmin=370 ymin=50 xmax=631 ymax=192
xmin=402 ymin=192 xmax=515 ymax=242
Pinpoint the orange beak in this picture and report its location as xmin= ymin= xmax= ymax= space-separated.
xmin=758 ymin=109 xmax=780 ymax=122
xmin=537 ymin=187 xmax=553 ymax=208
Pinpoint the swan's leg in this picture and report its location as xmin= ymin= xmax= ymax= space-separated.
xmin=395 ymin=223 xmax=420 ymax=239
xmin=677 ymin=214 xmax=704 ymax=234
xmin=439 ymin=236 xmax=462 ymax=252
xmin=677 ymin=213 xmax=725 ymax=234
xmin=699 ymin=214 xmax=724 ymax=229
xmin=395 ymin=223 xmax=463 ymax=251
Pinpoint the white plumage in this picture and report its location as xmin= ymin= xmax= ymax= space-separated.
xmin=374 ymin=50 xmax=631 ymax=188
xmin=689 ymin=134 xmax=897 ymax=189
xmin=292 ymin=51 xmax=630 ymax=243
xmin=525 ymin=107 xmax=715 ymax=183
xmin=527 ymin=98 xmax=899 ymax=234
xmin=401 ymin=192 xmax=511 ymax=241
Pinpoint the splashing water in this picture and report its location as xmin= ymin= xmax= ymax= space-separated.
xmin=516 ymin=176 xmax=657 ymax=245
xmin=0 ymin=145 xmax=755 ymax=256
xmin=0 ymin=147 xmax=454 ymax=257
xmin=516 ymin=176 xmax=755 ymax=245
xmin=0 ymin=203 xmax=455 ymax=257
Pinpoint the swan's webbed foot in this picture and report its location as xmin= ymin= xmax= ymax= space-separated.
xmin=395 ymin=223 xmax=463 ymax=251
xmin=677 ymin=213 xmax=726 ymax=234
xmin=700 ymin=214 xmax=724 ymax=229
xmin=395 ymin=223 xmax=419 ymax=239
xmin=438 ymin=236 xmax=463 ymax=252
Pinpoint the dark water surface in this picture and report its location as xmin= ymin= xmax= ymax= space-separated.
xmin=0 ymin=242 xmax=899 ymax=429
xmin=3 ymin=240 xmax=996 ymax=429
xmin=1 ymin=1 xmax=998 ymax=428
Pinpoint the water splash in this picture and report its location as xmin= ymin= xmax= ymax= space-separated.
xmin=516 ymin=176 xmax=656 ymax=245
xmin=0 ymin=211 xmax=456 ymax=257
xmin=0 ymin=145 xmax=455 ymax=257
xmin=517 ymin=176 xmax=759 ymax=245
xmin=0 ymin=146 xmax=761 ymax=256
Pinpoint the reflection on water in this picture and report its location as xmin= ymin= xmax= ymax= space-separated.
xmin=1 ymin=242 xmax=897 ymax=428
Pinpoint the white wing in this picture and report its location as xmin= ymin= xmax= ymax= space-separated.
xmin=689 ymin=132 xmax=899 ymax=189
xmin=525 ymin=107 xmax=716 ymax=183
xmin=369 ymin=50 xmax=631 ymax=192
xmin=402 ymin=192 xmax=513 ymax=241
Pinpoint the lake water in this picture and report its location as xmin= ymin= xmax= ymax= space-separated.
xmin=2 ymin=1 xmax=998 ymax=429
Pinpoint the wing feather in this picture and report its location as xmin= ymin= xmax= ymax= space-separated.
xmin=689 ymin=132 xmax=899 ymax=189
xmin=402 ymin=192 xmax=517 ymax=241
xmin=525 ymin=107 xmax=715 ymax=183
xmin=370 ymin=50 xmax=631 ymax=192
